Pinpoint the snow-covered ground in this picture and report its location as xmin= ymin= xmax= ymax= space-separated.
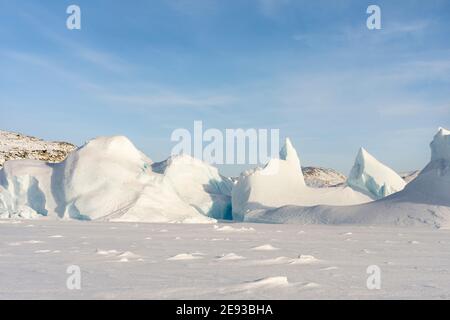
xmin=1 ymin=219 xmax=450 ymax=300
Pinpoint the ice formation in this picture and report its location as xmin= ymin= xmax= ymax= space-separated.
xmin=151 ymin=155 xmax=233 ymax=220
xmin=232 ymin=138 xmax=372 ymax=220
xmin=398 ymin=127 xmax=450 ymax=207
xmin=1 ymin=128 xmax=449 ymax=227
xmin=347 ymin=147 xmax=406 ymax=199
xmin=0 ymin=136 xmax=232 ymax=223
xmin=241 ymin=128 xmax=450 ymax=228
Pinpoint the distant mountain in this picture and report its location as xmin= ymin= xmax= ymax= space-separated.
xmin=0 ymin=130 xmax=76 ymax=168
xmin=302 ymin=166 xmax=346 ymax=188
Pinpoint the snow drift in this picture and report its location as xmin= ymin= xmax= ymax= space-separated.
xmin=242 ymin=128 xmax=450 ymax=228
xmin=347 ymin=147 xmax=406 ymax=199
xmin=232 ymin=138 xmax=372 ymax=220
xmin=0 ymin=136 xmax=232 ymax=223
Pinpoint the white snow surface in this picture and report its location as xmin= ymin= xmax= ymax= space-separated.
xmin=347 ymin=148 xmax=406 ymax=199
xmin=1 ymin=220 xmax=450 ymax=299
xmin=0 ymin=136 xmax=232 ymax=223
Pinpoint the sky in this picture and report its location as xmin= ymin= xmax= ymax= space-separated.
xmin=0 ymin=0 xmax=449 ymax=176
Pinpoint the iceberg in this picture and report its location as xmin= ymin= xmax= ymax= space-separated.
xmin=151 ymin=154 xmax=234 ymax=220
xmin=0 ymin=136 xmax=232 ymax=223
xmin=0 ymin=159 xmax=54 ymax=219
xmin=347 ymin=147 xmax=406 ymax=199
xmin=398 ymin=127 xmax=450 ymax=207
xmin=232 ymin=138 xmax=372 ymax=220
xmin=242 ymin=128 xmax=450 ymax=228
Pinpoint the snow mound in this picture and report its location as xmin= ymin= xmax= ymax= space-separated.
xmin=232 ymin=138 xmax=372 ymax=220
xmin=215 ymin=253 xmax=245 ymax=261
xmin=96 ymin=249 xmax=120 ymax=256
xmin=213 ymin=225 xmax=255 ymax=232
xmin=252 ymin=255 xmax=319 ymax=265
xmin=252 ymin=244 xmax=279 ymax=251
xmin=347 ymin=148 xmax=406 ymax=199
xmin=288 ymin=255 xmax=319 ymax=265
xmin=167 ymin=253 xmax=204 ymax=261
xmin=224 ymin=277 xmax=289 ymax=293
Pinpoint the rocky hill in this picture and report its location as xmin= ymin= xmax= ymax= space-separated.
xmin=302 ymin=166 xmax=347 ymax=188
xmin=0 ymin=130 xmax=76 ymax=168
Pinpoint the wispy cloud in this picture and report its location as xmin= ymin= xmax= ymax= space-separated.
xmin=74 ymin=47 xmax=131 ymax=73
xmin=165 ymin=0 xmax=220 ymax=16
xmin=376 ymin=103 xmax=450 ymax=117
xmin=257 ymin=0 xmax=291 ymax=18
xmin=383 ymin=20 xmax=430 ymax=35
xmin=15 ymin=6 xmax=131 ymax=74
xmin=293 ymin=19 xmax=432 ymax=46
xmin=100 ymin=92 xmax=236 ymax=109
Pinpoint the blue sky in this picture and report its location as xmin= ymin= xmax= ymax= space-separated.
xmin=0 ymin=0 xmax=449 ymax=176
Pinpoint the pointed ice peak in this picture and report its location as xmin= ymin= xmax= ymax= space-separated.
xmin=356 ymin=147 xmax=375 ymax=163
xmin=279 ymin=138 xmax=302 ymax=172
xmin=356 ymin=147 xmax=365 ymax=157
xmin=347 ymin=147 xmax=406 ymax=199
xmin=431 ymin=127 xmax=450 ymax=162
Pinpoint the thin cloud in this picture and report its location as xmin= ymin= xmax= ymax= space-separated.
xmin=100 ymin=92 xmax=236 ymax=109
xmin=165 ymin=0 xmax=220 ymax=15
xmin=258 ymin=0 xmax=291 ymax=18
xmin=16 ymin=6 xmax=131 ymax=74
xmin=383 ymin=20 xmax=430 ymax=35
xmin=74 ymin=47 xmax=131 ymax=73
xmin=377 ymin=103 xmax=450 ymax=117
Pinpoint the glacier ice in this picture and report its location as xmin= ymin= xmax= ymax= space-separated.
xmin=0 ymin=136 xmax=232 ymax=223
xmin=241 ymin=127 xmax=450 ymax=228
xmin=2 ymin=128 xmax=449 ymax=227
xmin=0 ymin=160 xmax=54 ymax=219
xmin=431 ymin=127 xmax=450 ymax=162
xmin=279 ymin=138 xmax=304 ymax=182
xmin=398 ymin=127 xmax=450 ymax=207
xmin=232 ymin=138 xmax=372 ymax=220
xmin=347 ymin=147 xmax=406 ymax=199
xmin=151 ymin=154 xmax=234 ymax=220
